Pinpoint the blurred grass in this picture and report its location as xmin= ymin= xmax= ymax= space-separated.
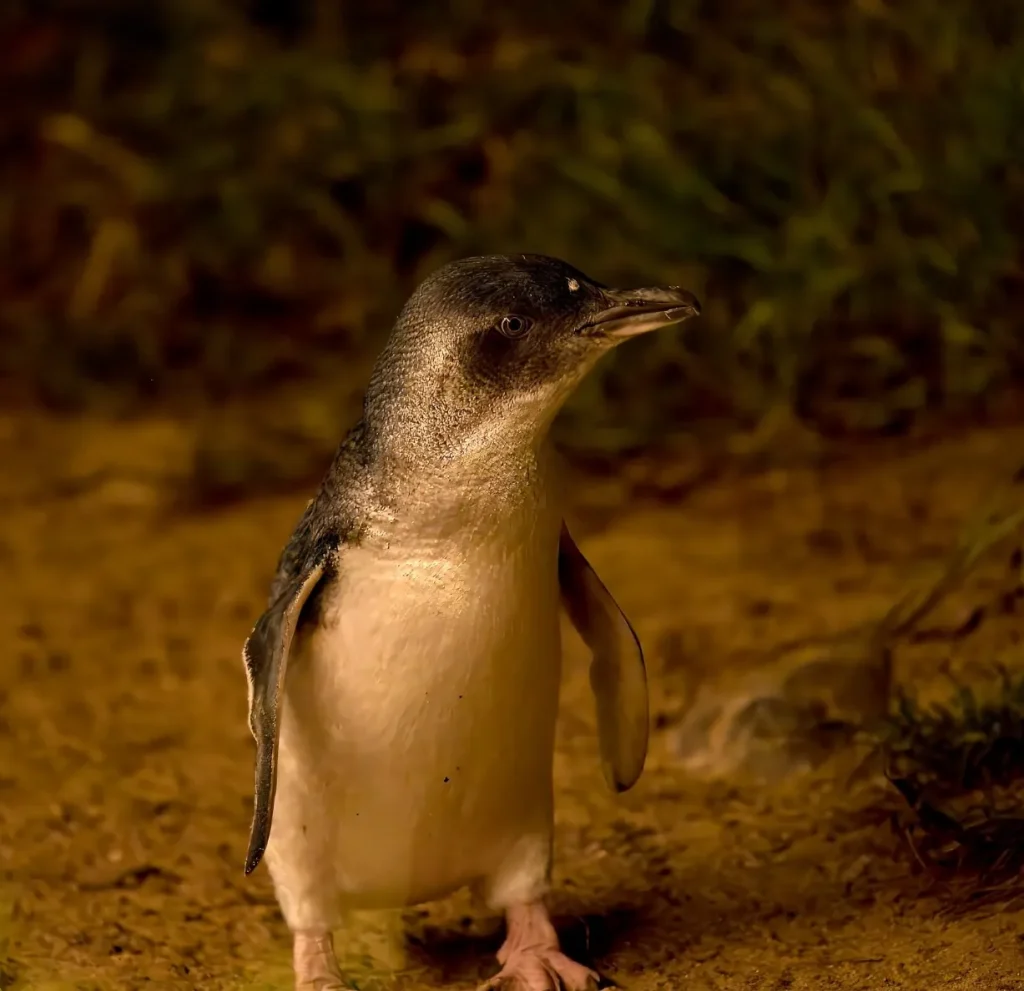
xmin=883 ymin=669 xmax=1024 ymax=894
xmin=1 ymin=0 xmax=1023 ymax=452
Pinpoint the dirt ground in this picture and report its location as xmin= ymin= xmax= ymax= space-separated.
xmin=3 ymin=411 xmax=1024 ymax=991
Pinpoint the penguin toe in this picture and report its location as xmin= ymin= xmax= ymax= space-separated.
xmin=477 ymin=948 xmax=599 ymax=991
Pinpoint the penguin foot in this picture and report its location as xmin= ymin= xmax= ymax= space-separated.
xmin=293 ymin=930 xmax=354 ymax=991
xmin=477 ymin=948 xmax=599 ymax=991
xmin=478 ymin=902 xmax=599 ymax=991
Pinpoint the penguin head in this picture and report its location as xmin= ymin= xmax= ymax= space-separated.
xmin=365 ymin=254 xmax=700 ymax=458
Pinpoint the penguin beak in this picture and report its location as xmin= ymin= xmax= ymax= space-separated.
xmin=581 ymin=286 xmax=702 ymax=340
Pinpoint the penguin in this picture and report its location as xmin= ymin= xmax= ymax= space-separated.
xmin=242 ymin=254 xmax=701 ymax=991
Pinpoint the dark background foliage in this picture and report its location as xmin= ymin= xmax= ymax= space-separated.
xmin=2 ymin=0 xmax=1023 ymax=448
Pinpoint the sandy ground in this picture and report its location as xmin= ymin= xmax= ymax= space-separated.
xmin=3 ymin=412 xmax=1024 ymax=991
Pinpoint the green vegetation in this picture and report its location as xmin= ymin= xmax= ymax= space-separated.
xmin=884 ymin=671 xmax=1024 ymax=891
xmin=3 ymin=1 xmax=1023 ymax=444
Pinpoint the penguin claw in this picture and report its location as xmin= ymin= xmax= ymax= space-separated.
xmin=476 ymin=948 xmax=600 ymax=991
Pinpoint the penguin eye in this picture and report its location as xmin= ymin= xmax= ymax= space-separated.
xmin=498 ymin=315 xmax=532 ymax=339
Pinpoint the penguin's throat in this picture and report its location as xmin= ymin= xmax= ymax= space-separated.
xmin=369 ymin=406 xmax=555 ymax=489
xmin=364 ymin=438 xmax=563 ymax=546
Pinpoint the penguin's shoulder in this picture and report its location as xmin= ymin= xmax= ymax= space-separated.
xmin=268 ymin=422 xmax=374 ymax=603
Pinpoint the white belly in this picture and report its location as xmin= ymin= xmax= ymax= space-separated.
xmin=266 ymin=508 xmax=564 ymax=912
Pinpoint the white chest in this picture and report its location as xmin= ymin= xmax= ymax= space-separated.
xmin=279 ymin=478 xmax=566 ymax=772
xmin=267 ymin=456 xmax=570 ymax=906
xmin=300 ymin=517 xmax=560 ymax=727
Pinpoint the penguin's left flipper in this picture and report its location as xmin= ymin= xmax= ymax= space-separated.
xmin=242 ymin=551 xmax=332 ymax=875
xmin=558 ymin=523 xmax=649 ymax=792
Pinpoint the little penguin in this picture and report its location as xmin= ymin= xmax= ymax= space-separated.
xmin=241 ymin=253 xmax=701 ymax=991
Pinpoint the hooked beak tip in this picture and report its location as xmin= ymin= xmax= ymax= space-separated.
xmin=582 ymin=286 xmax=702 ymax=339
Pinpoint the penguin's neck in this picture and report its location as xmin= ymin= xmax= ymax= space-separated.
xmin=355 ymin=417 xmax=563 ymax=546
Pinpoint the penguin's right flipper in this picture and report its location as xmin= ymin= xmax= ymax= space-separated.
xmin=242 ymin=553 xmax=331 ymax=875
